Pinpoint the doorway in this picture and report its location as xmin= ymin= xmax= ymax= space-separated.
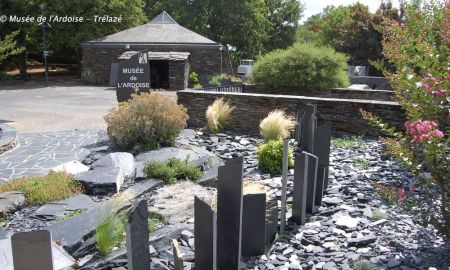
xmin=150 ymin=60 xmax=169 ymax=89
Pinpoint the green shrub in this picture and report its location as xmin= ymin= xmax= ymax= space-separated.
xmin=193 ymin=83 xmax=203 ymax=89
xmin=260 ymin=110 xmax=296 ymax=141
xmin=250 ymin=43 xmax=349 ymax=91
xmin=206 ymin=97 xmax=234 ymax=132
xmin=257 ymin=140 xmax=293 ymax=174
xmin=104 ymin=91 xmax=188 ymax=150
xmin=208 ymin=73 xmax=242 ymax=87
xmin=143 ymin=158 xmax=203 ymax=184
xmin=208 ymin=75 xmax=222 ymax=87
xmin=0 ymin=172 xmax=84 ymax=205
xmin=95 ymin=211 xmax=125 ymax=254
xmin=189 ymin=71 xmax=199 ymax=87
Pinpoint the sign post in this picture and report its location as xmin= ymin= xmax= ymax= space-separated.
xmin=116 ymin=51 xmax=151 ymax=102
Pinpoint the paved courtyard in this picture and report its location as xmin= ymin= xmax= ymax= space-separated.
xmin=0 ymin=80 xmax=117 ymax=133
xmin=0 ymin=129 xmax=99 ymax=182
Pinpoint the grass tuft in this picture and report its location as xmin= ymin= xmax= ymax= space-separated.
xmin=259 ymin=110 xmax=296 ymax=141
xmin=353 ymin=259 xmax=373 ymax=270
xmin=372 ymin=208 xmax=388 ymax=220
xmin=331 ymin=135 xmax=363 ymax=149
xmin=95 ymin=211 xmax=125 ymax=255
xmin=148 ymin=212 xmax=166 ymax=233
xmin=143 ymin=158 xmax=203 ymax=185
xmin=354 ymin=158 xmax=369 ymax=170
xmin=0 ymin=172 xmax=84 ymax=205
xmin=206 ymin=98 xmax=234 ymax=133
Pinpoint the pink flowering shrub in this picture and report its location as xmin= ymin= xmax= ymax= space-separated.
xmin=405 ymin=120 xmax=444 ymax=143
xmin=361 ymin=1 xmax=450 ymax=242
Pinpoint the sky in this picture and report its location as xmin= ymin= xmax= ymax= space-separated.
xmin=301 ymin=0 xmax=401 ymax=23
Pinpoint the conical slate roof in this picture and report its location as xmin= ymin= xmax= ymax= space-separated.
xmin=83 ymin=11 xmax=219 ymax=46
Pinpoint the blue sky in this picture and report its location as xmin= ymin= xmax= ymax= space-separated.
xmin=301 ymin=0 xmax=401 ymax=22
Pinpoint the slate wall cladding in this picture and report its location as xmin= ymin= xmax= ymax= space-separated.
xmin=177 ymin=90 xmax=406 ymax=135
xmin=81 ymin=46 xmax=230 ymax=86
xmin=243 ymin=84 xmax=396 ymax=102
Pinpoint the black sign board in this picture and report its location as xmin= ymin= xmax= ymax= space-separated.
xmin=116 ymin=51 xmax=151 ymax=102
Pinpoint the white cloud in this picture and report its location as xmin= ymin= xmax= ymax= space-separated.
xmin=301 ymin=0 xmax=401 ymax=23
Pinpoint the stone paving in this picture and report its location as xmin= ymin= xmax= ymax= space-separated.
xmin=0 ymin=129 xmax=99 ymax=182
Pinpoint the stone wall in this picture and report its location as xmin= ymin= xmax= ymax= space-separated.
xmin=177 ymin=90 xmax=406 ymax=135
xmin=81 ymin=46 xmax=232 ymax=86
xmin=243 ymin=84 xmax=396 ymax=102
xmin=349 ymin=76 xmax=391 ymax=90
xmin=169 ymin=61 xmax=188 ymax=90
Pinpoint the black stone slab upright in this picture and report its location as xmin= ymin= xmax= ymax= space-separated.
xmin=313 ymin=121 xmax=332 ymax=205
xmin=292 ymin=153 xmax=308 ymax=225
xmin=305 ymin=152 xmax=318 ymax=214
xmin=116 ymin=51 xmax=151 ymax=102
xmin=265 ymin=198 xmax=278 ymax=247
xmin=242 ymin=193 xmax=266 ymax=257
xmin=11 ymin=230 xmax=53 ymax=270
xmin=194 ymin=196 xmax=217 ymax=270
xmin=126 ymin=200 xmax=150 ymax=270
xmin=299 ymin=104 xmax=317 ymax=153
xmin=217 ymin=156 xmax=244 ymax=270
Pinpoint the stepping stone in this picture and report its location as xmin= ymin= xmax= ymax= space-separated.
xmin=91 ymin=152 xmax=135 ymax=179
xmin=75 ymin=167 xmax=124 ymax=195
xmin=31 ymin=194 xmax=98 ymax=221
xmin=0 ymin=192 xmax=25 ymax=215
xmin=48 ymin=179 xmax=162 ymax=254
xmin=52 ymin=161 xmax=89 ymax=175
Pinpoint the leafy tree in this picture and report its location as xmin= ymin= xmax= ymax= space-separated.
xmin=0 ymin=31 xmax=24 ymax=63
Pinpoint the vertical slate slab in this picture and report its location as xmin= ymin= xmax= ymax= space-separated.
xmin=299 ymin=104 xmax=317 ymax=153
xmin=315 ymin=167 xmax=326 ymax=207
xmin=292 ymin=153 xmax=308 ymax=225
xmin=313 ymin=121 xmax=332 ymax=192
xmin=265 ymin=198 xmax=278 ymax=247
xmin=217 ymin=156 xmax=243 ymax=270
xmin=172 ymin=239 xmax=184 ymax=270
xmin=305 ymin=153 xmax=318 ymax=214
xmin=126 ymin=200 xmax=150 ymax=270
xmin=194 ymin=196 xmax=217 ymax=270
xmin=11 ymin=230 xmax=53 ymax=270
xmin=242 ymin=193 xmax=266 ymax=257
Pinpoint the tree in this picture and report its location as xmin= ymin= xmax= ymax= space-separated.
xmin=263 ymin=0 xmax=303 ymax=51
xmin=0 ymin=31 xmax=24 ymax=63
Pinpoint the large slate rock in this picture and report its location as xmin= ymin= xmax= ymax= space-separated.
xmin=91 ymin=152 xmax=135 ymax=179
xmin=47 ymin=179 xmax=162 ymax=254
xmin=31 ymin=194 xmax=98 ymax=221
xmin=149 ymin=182 xmax=213 ymax=224
xmin=134 ymin=146 xmax=220 ymax=179
xmin=52 ymin=161 xmax=89 ymax=175
xmin=148 ymin=223 xmax=194 ymax=251
xmin=0 ymin=192 xmax=25 ymax=215
xmin=75 ymin=167 xmax=124 ymax=195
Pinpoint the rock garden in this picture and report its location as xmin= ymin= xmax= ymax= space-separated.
xmin=0 ymin=87 xmax=448 ymax=270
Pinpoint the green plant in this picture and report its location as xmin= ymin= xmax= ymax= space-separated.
xmin=353 ymin=158 xmax=369 ymax=170
xmin=353 ymin=259 xmax=373 ymax=270
xmin=331 ymin=136 xmax=363 ymax=149
xmin=259 ymin=110 xmax=296 ymax=141
xmin=95 ymin=211 xmax=126 ymax=254
xmin=361 ymin=1 xmax=450 ymax=242
xmin=208 ymin=73 xmax=242 ymax=87
xmin=148 ymin=212 xmax=166 ymax=233
xmin=0 ymin=172 xmax=83 ymax=205
xmin=193 ymin=83 xmax=203 ymax=89
xmin=372 ymin=208 xmax=388 ymax=220
xmin=257 ymin=140 xmax=293 ymax=174
xmin=189 ymin=71 xmax=199 ymax=87
xmin=373 ymin=182 xmax=398 ymax=205
xmin=81 ymin=68 xmax=97 ymax=84
xmin=57 ymin=209 xmax=85 ymax=221
xmin=143 ymin=158 xmax=203 ymax=184
xmin=206 ymin=97 xmax=234 ymax=132
xmin=208 ymin=75 xmax=222 ymax=87
xmin=104 ymin=91 xmax=188 ymax=150
xmin=250 ymin=42 xmax=349 ymax=91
